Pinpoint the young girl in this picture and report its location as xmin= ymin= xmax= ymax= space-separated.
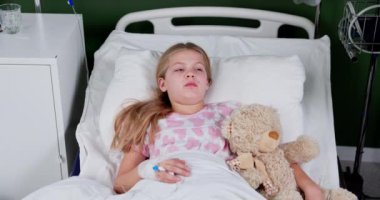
xmin=111 ymin=42 xmax=324 ymax=200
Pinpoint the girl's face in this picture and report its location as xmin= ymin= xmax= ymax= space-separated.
xmin=158 ymin=49 xmax=210 ymax=107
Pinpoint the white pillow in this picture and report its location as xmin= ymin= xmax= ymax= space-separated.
xmin=99 ymin=50 xmax=161 ymax=147
xmin=206 ymin=55 xmax=305 ymax=143
xmin=99 ymin=50 xmax=305 ymax=147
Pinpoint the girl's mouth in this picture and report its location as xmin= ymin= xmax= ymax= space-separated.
xmin=185 ymin=82 xmax=197 ymax=87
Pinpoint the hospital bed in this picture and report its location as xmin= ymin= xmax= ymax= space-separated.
xmin=24 ymin=6 xmax=338 ymax=199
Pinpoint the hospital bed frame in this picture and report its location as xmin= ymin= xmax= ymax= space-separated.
xmin=71 ymin=6 xmax=317 ymax=176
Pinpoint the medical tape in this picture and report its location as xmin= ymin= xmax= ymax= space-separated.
xmin=137 ymin=159 xmax=158 ymax=180
xmin=138 ymin=159 xmax=176 ymax=180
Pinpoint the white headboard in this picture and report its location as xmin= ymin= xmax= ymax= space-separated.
xmin=115 ymin=7 xmax=315 ymax=39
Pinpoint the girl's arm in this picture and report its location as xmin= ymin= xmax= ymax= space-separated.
xmin=113 ymin=150 xmax=146 ymax=194
xmin=290 ymin=163 xmax=324 ymax=200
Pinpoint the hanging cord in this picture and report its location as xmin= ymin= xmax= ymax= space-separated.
xmin=65 ymin=0 xmax=91 ymax=175
xmin=67 ymin=0 xmax=89 ymax=82
xmin=67 ymin=0 xmax=91 ymax=123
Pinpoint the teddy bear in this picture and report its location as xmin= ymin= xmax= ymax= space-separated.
xmin=221 ymin=104 xmax=357 ymax=200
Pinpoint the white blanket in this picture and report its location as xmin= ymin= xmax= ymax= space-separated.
xmin=24 ymin=151 xmax=265 ymax=200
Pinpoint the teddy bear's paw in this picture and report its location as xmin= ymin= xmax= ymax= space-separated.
xmin=297 ymin=135 xmax=320 ymax=162
xmin=240 ymin=170 xmax=263 ymax=189
xmin=271 ymin=190 xmax=303 ymax=200
xmin=226 ymin=159 xmax=241 ymax=171
xmin=281 ymin=135 xmax=320 ymax=164
xmin=324 ymin=188 xmax=358 ymax=200
xmin=263 ymin=180 xmax=279 ymax=197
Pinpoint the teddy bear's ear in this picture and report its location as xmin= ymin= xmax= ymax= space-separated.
xmin=221 ymin=116 xmax=233 ymax=139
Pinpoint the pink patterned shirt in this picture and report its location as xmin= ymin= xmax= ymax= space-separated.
xmin=138 ymin=101 xmax=240 ymax=160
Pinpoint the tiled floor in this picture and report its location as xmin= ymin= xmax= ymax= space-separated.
xmin=340 ymin=160 xmax=380 ymax=198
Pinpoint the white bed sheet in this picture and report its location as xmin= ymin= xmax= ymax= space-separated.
xmin=25 ymin=152 xmax=266 ymax=200
xmin=75 ymin=30 xmax=337 ymax=190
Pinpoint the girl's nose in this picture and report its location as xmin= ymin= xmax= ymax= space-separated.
xmin=186 ymin=71 xmax=195 ymax=78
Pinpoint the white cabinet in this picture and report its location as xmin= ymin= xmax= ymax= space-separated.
xmin=0 ymin=13 xmax=87 ymax=200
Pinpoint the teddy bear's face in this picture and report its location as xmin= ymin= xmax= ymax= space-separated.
xmin=227 ymin=119 xmax=260 ymax=154
xmin=222 ymin=104 xmax=282 ymax=155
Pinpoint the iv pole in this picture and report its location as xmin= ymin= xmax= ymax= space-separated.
xmin=339 ymin=2 xmax=380 ymax=199
xmin=346 ymin=53 xmax=378 ymax=200
xmin=34 ymin=0 xmax=41 ymax=13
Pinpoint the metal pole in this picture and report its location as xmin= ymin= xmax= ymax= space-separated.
xmin=353 ymin=54 xmax=378 ymax=174
xmin=34 ymin=0 xmax=41 ymax=13
xmin=314 ymin=2 xmax=321 ymax=38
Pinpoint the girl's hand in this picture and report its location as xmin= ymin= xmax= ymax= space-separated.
xmin=155 ymin=158 xmax=191 ymax=183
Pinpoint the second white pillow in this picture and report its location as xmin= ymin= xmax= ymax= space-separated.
xmin=206 ymin=55 xmax=305 ymax=143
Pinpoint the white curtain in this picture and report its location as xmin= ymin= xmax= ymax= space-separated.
xmin=293 ymin=0 xmax=321 ymax=6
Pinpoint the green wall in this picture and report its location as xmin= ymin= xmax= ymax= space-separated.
xmin=5 ymin=0 xmax=379 ymax=148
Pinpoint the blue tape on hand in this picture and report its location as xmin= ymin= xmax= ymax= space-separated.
xmin=153 ymin=165 xmax=166 ymax=172
xmin=153 ymin=165 xmax=160 ymax=172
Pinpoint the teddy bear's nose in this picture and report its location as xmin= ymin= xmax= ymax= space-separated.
xmin=269 ymin=131 xmax=279 ymax=140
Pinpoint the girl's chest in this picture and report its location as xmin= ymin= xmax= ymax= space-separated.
xmin=155 ymin=116 xmax=224 ymax=145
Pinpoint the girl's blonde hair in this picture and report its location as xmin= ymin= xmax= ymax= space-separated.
xmin=111 ymin=42 xmax=212 ymax=152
